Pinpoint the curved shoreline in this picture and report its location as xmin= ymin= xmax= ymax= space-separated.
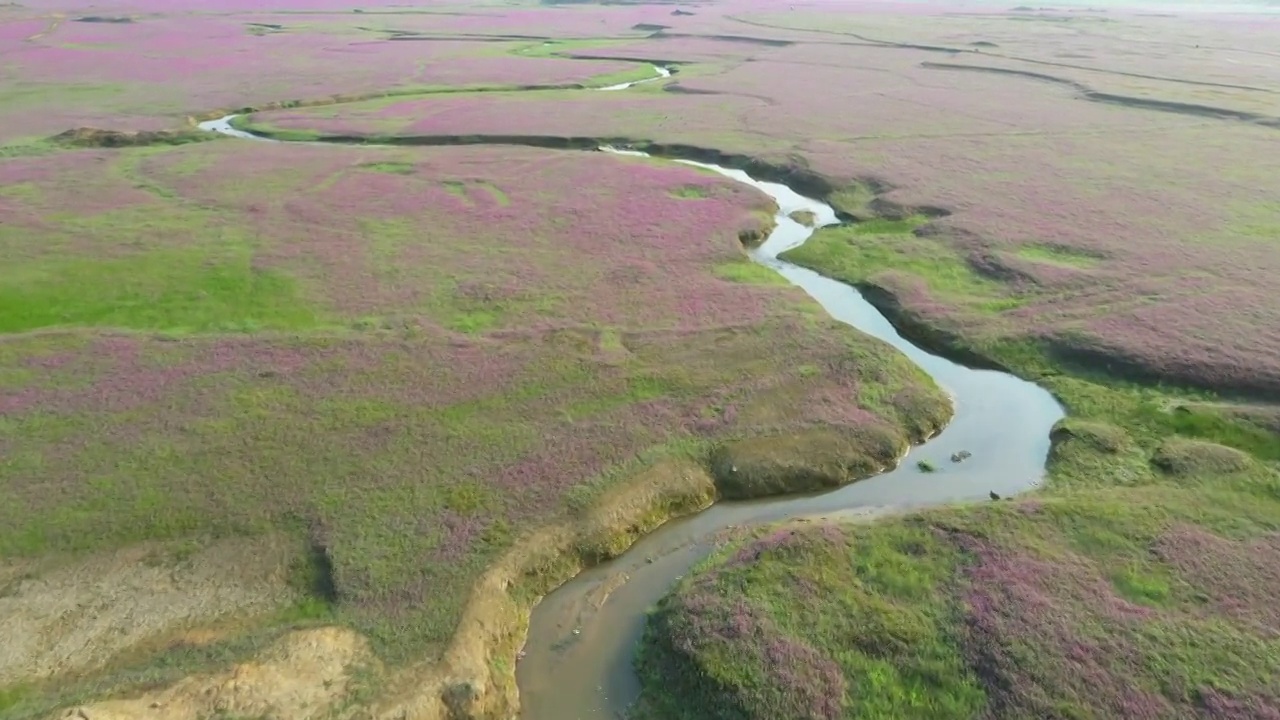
xmin=184 ymin=111 xmax=1064 ymax=720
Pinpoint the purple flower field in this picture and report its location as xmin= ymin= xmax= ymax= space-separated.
xmin=0 ymin=139 xmax=946 ymax=678
xmin=246 ymin=19 xmax=1280 ymax=393
xmin=0 ymin=12 xmax=647 ymax=143
xmin=6 ymin=0 xmax=1280 ymax=715
xmin=643 ymin=492 xmax=1280 ymax=720
xmin=102 ymin=142 xmax=780 ymax=326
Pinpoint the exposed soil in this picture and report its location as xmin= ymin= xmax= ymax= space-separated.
xmin=63 ymin=627 xmax=373 ymax=720
xmin=0 ymin=535 xmax=298 ymax=687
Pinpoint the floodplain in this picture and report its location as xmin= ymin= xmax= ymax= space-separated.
xmin=1 ymin=0 xmax=1278 ymax=718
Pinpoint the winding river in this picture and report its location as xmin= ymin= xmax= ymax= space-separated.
xmin=199 ymin=73 xmax=1064 ymax=719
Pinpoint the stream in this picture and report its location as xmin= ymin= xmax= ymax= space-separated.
xmin=600 ymin=65 xmax=671 ymax=91
xmin=199 ymin=88 xmax=1064 ymax=720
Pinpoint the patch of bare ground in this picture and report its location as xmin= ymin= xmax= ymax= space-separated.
xmin=0 ymin=535 xmax=299 ymax=688
xmin=369 ymin=458 xmax=719 ymax=720
xmin=62 ymin=627 xmax=374 ymax=720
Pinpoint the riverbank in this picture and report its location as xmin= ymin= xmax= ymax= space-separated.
xmin=629 ymin=215 xmax=1280 ymax=720
xmin=634 ymin=433 xmax=1280 ymax=719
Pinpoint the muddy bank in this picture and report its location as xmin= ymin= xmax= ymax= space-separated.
xmin=842 ymin=279 xmax=1016 ymax=375
xmin=843 ymin=270 xmax=1280 ymax=403
xmin=210 ymin=121 xmax=837 ymax=200
xmin=370 ymin=421 xmax=943 ymax=720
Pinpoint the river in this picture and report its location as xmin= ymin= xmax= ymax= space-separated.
xmin=199 ymin=92 xmax=1063 ymax=720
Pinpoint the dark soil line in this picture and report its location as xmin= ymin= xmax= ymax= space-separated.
xmin=187 ymin=83 xmax=589 ymax=123
xmin=384 ymin=35 xmax=515 ymax=43
xmin=721 ymin=15 xmax=1279 ymax=94
xmin=920 ymin=61 xmax=1089 ymax=91
xmin=1041 ymin=338 xmax=1280 ymax=403
xmin=721 ymin=16 xmax=961 ymax=54
xmin=232 ymin=127 xmax=839 ymax=198
xmin=853 ymin=278 xmax=1280 ymax=403
xmin=567 ymin=53 xmax=682 ymax=69
xmin=921 ymin=62 xmax=1280 ymax=128
xmin=847 ymin=281 xmax=1016 ymax=375
xmin=981 ymin=52 xmax=1278 ymax=94
xmin=652 ymin=31 xmax=795 ymax=47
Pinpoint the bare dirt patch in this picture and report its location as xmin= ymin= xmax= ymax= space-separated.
xmin=62 ymin=627 xmax=373 ymax=720
xmin=0 ymin=535 xmax=298 ymax=687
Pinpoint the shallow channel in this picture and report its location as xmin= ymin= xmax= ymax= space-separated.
xmin=199 ymin=115 xmax=1064 ymax=720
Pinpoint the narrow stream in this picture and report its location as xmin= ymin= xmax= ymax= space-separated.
xmin=600 ymin=65 xmax=671 ymax=91
xmin=199 ymin=109 xmax=1064 ymax=720
xmin=515 ymin=150 xmax=1063 ymax=720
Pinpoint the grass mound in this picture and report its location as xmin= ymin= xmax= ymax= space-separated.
xmin=1050 ymin=419 xmax=1130 ymax=455
xmin=640 ymin=582 xmax=846 ymax=720
xmin=1151 ymin=437 xmax=1253 ymax=476
xmin=635 ymin=521 xmax=983 ymax=720
xmin=708 ymin=425 xmax=916 ymax=499
xmin=51 ymin=127 xmax=213 ymax=147
xmin=639 ymin=477 xmax=1280 ymax=719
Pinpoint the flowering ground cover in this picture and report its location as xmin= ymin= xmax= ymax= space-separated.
xmin=1 ymin=141 xmax=792 ymax=333
xmin=5 ymin=0 xmax=1280 ymax=716
xmin=0 ymin=11 xmax=656 ymax=143
xmin=729 ymin=4 xmax=1280 ymax=113
xmin=0 ymin=139 xmax=951 ymax=718
xmin=245 ymin=24 xmax=1280 ymax=397
xmin=637 ymin=397 xmax=1280 ymax=719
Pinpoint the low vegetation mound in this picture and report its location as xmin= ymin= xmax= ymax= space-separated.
xmin=640 ymin=487 xmax=1280 ymax=719
xmin=641 ymin=560 xmax=847 ymax=720
xmin=51 ymin=127 xmax=213 ymax=147
xmin=1049 ymin=419 xmax=1129 ymax=456
xmin=1151 ymin=438 xmax=1253 ymax=476
xmin=708 ymin=424 xmax=919 ymax=499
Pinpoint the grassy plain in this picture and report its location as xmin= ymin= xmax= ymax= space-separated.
xmin=238 ymin=6 xmax=1280 ymax=398
xmin=0 ymin=140 xmax=949 ymax=717
xmin=642 ymin=210 xmax=1280 ymax=718
xmin=639 ymin=120 xmax=1280 ymax=717
xmin=3 ymin=0 xmax=1280 ymax=717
